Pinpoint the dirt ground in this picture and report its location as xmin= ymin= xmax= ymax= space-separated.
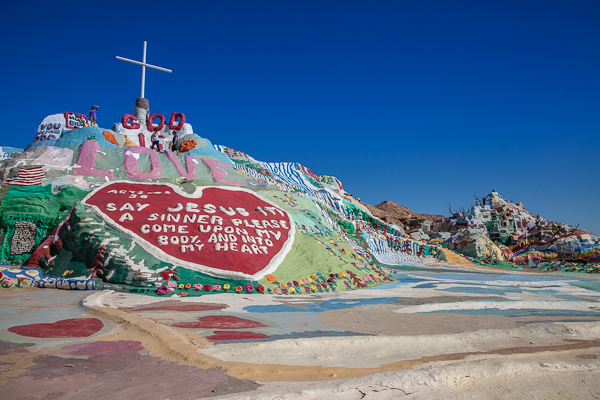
xmin=2 ymin=263 xmax=600 ymax=399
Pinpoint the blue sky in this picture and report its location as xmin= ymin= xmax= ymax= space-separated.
xmin=1 ymin=1 xmax=599 ymax=234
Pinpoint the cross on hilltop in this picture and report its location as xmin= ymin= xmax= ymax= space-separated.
xmin=116 ymin=41 xmax=172 ymax=99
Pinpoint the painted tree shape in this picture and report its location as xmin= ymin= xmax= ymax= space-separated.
xmin=372 ymin=266 xmax=393 ymax=282
xmin=459 ymin=238 xmax=473 ymax=250
xmin=346 ymin=270 xmax=367 ymax=288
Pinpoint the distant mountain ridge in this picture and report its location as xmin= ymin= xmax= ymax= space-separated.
xmin=359 ymin=200 xmax=444 ymax=230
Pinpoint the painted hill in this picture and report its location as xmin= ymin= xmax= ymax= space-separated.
xmin=0 ymin=109 xmax=447 ymax=296
xmin=0 ymin=107 xmax=597 ymax=297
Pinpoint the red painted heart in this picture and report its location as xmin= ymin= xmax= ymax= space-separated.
xmin=172 ymin=315 xmax=268 ymax=329
xmin=8 ymin=318 xmax=104 ymax=338
xmin=82 ymin=182 xmax=295 ymax=280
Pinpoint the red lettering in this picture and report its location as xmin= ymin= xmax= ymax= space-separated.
xmin=168 ymin=112 xmax=186 ymax=131
xmin=147 ymin=114 xmax=165 ymax=132
xmin=122 ymin=114 xmax=140 ymax=129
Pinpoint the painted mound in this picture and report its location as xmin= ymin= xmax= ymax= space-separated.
xmin=0 ymin=109 xmax=446 ymax=296
xmin=431 ymin=192 xmax=599 ymax=270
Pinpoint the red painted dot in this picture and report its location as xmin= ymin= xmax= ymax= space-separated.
xmin=8 ymin=318 xmax=104 ymax=338
xmin=171 ymin=316 xmax=268 ymax=330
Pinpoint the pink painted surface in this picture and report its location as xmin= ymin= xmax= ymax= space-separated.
xmin=61 ymin=340 xmax=143 ymax=356
xmin=73 ymin=140 xmax=115 ymax=179
xmin=202 ymin=159 xmax=244 ymax=186
xmin=8 ymin=318 xmax=104 ymax=338
xmin=123 ymin=146 xmax=162 ymax=179
xmin=164 ymin=151 xmax=197 ymax=179
xmin=172 ymin=316 xmax=268 ymax=330
xmin=205 ymin=331 xmax=270 ymax=342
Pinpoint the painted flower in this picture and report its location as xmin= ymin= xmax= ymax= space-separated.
xmin=185 ymin=283 xmax=191 ymax=289
xmin=301 ymin=279 xmax=308 ymax=285
xmin=256 ymin=285 xmax=264 ymax=293
xmin=311 ymin=275 xmax=317 ymax=280
xmin=317 ymin=272 xmax=323 ymax=277
xmin=167 ymin=280 xmax=177 ymax=287
xmin=204 ymin=284 xmax=212 ymax=291
xmin=327 ymin=278 xmax=334 ymax=283
xmin=282 ymin=288 xmax=288 ymax=294
xmin=293 ymin=281 xmax=299 ymax=287
xmin=295 ymin=287 xmax=301 ymax=294
xmin=266 ymin=275 xmax=278 ymax=282
xmin=304 ymin=287 xmax=310 ymax=293
xmin=374 ymin=276 xmax=379 ymax=281
xmin=4 ymin=278 xmax=13 ymax=285
xmin=286 ymin=282 xmax=292 ymax=287
xmin=156 ymin=284 xmax=172 ymax=295
xmin=307 ymin=277 xmax=313 ymax=282
xmin=234 ymin=286 xmax=243 ymax=292
xmin=212 ymin=285 xmax=222 ymax=291
xmin=223 ymin=284 xmax=230 ymax=290
xmin=244 ymin=283 xmax=254 ymax=293
xmin=18 ymin=277 xmax=26 ymax=282
xmin=344 ymin=281 xmax=350 ymax=286
xmin=178 ymin=284 xmax=184 ymax=289
xmin=180 ymin=292 xmax=188 ymax=297
xmin=274 ymin=288 xmax=281 ymax=294
xmin=310 ymin=285 xmax=316 ymax=290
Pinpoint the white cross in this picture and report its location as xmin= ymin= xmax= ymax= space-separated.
xmin=116 ymin=41 xmax=172 ymax=99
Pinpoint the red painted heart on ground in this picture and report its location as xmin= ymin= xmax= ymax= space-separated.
xmin=82 ymin=182 xmax=295 ymax=280
xmin=8 ymin=318 xmax=104 ymax=338
xmin=172 ymin=316 xmax=268 ymax=330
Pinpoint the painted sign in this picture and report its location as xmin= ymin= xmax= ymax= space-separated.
xmin=64 ymin=112 xmax=89 ymax=129
xmin=35 ymin=113 xmax=66 ymax=141
xmin=81 ymin=182 xmax=295 ymax=280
